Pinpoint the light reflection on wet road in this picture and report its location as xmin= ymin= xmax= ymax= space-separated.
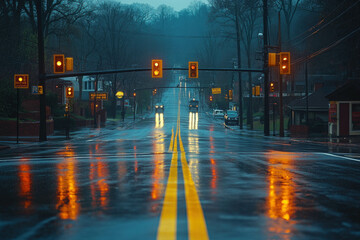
xmin=0 ymin=84 xmax=360 ymax=239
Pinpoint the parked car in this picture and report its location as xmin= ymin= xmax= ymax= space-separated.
xmin=155 ymin=103 xmax=164 ymax=113
xmin=213 ymin=109 xmax=224 ymax=118
xmin=224 ymin=110 xmax=239 ymax=125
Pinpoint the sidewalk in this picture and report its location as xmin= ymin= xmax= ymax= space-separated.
xmin=0 ymin=112 xmax=151 ymax=151
xmin=209 ymin=110 xmax=360 ymax=148
xmin=225 ymin=123 xmax=360 ymax=147
xmin=291 ymin=135 xmax=360 ymax=148
xmin=0 ymin=145 xmax=10 ymax=150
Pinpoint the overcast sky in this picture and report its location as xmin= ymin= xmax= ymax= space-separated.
xmin=116 ymin=0 xmax=205 ymax=11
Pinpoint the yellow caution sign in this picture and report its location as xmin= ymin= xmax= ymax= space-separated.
xmin=212 ymin=88 xmax=221 ymax=95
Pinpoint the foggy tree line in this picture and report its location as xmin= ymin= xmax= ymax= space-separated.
xmin=0 ymin=0 xmax=359 ymax=121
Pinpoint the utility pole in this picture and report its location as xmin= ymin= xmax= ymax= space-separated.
xmin=263 ymin=0 xmax=270 ymax=136
xmin=122 ymin=78 xmax=125 ymax=121
xmin=273 ymin=102 xmax=276 ymax=136
xmin=133 ymin=91 xmax=136 ymax=121
xmin=305 ymin=57 xmax=309 ymax=125
xmin=36 ymin=0 xmax=47 ymax=141
xmin=278 ymin=12 xmax=284 ymax=137
xmin=93 ymin=76 xmax=98 ymax=128
xmin=235 ymin=6 xmax=243 ymax=129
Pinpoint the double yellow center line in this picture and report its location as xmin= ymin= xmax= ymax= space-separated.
xmin=157 ymin=100 xmax=209 ymax=240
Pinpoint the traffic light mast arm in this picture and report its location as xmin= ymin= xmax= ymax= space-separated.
xmin=45 ymin=67 xmax=264 ymax=79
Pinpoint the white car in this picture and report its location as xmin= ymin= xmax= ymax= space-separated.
xmin=213 ymin=109 xmax=224 ymax=118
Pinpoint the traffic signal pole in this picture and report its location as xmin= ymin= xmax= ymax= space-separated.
xmin=133 ymin=92 xmax=136 ymax=121
xmin=16 ymin=89 xmax=19 ymax=144
xmin=278 ymin=12 xmax=284 ymax=137
xmin=94 ymin=76 xmax=98 ymax=128
xmin=36 ymin=0 xmax=47 ymax=141
xmin=263 ymin=0 xmax=270 ymax=136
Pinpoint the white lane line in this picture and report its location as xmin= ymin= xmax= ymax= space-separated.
xmin=320 ymin=153 xmax=360 ymax=163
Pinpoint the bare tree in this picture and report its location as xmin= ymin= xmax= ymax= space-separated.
xmin=273 ymin=0 xmax=301 ymax=42
xmin=0 ymin=0 xmax=26 ymax=76
xmin=209 ymin=0 xmax=246 ymax=128
xmin=240 ymin=0 xmax=261 ymax=129
xmin=155 ymin=4 xmax=176 ymax=31
xmin=24 ymin=0 xmax=88 ymax=38
xmin=72 ymin=9 xmax=98 ymax=100
xmin=95 ymin=1 xmax=141 ymax=118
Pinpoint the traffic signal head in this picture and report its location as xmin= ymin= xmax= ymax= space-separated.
xmin=54 ymin=54 xmax=65 ymax=73
xmin=229 ymin=90 xmax=233 ymax=100
xmin=65 ymin=57 xmax=73 ymax=71
xmin=270 ymin=82 xmax=275 ymax=92
xmin=189 ymin=61 xmax=198 ymax=78
xmin=152 ymin=59 xmax=163 ymax=78
xmin=209 ymin=95 xmax=213 ymax=102
xmin=14 ymin=74 xmax=29 ymax=89
xmin=133 ymin=92 xmax=136 ymax=97
xmin=66 ymin=86 xmax=74 ymax=98
xmin=279 ymin=52 xmax=290 ymax=75
xmin=255 ymin=85 xmax=261 ymax=96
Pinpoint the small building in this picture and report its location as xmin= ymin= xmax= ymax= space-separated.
xmin=79 ymin=76 xmax=104 ymax=101
xmin=288 ymin=86 xmax=336 ymax=137
xmin=47 ymin=76 xmax=105 ymax=104
xmin=326 ymin=81 xmax=360 ymax=137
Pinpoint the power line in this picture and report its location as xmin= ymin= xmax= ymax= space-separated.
xmin=292 ymin=24 xmax=360 ymax=65
xmin=289 ymin=0 xmax=360 ymax=46
xmin=284 ymin=0 xmax=348 ymax=44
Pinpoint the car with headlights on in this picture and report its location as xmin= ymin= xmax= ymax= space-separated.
xmin=189 ymin=98 xmax=199 ymax=112
xmin=155 ymin=103 xmax=164 ymax=113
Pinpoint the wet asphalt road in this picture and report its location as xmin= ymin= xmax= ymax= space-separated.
xmin=1 ymin=85 xmax=360 ymax=240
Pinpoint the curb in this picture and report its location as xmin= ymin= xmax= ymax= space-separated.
xmin=0 ymin=145 xmax=10 ymax=151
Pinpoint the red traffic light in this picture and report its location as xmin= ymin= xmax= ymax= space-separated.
xmin=54 ymin=54 xmax=65 ymax=74
xmin=209 ymin=95 xmax=213 ymax=101
xmin=189 ymin=61 xmax=198 ymax=78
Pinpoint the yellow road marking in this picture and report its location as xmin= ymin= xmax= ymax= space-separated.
xmin=157 ymin=129 xmax=178 ymax=240
xmin=158 ymin=89 xmax=208 ymax=240
xmin=178 ymin=129 xmax=209 ymax=240
xmin=168 ymin=128 xmax=174 ymax=152
xmin=157 ymin=105 xmax=181 ymax=240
